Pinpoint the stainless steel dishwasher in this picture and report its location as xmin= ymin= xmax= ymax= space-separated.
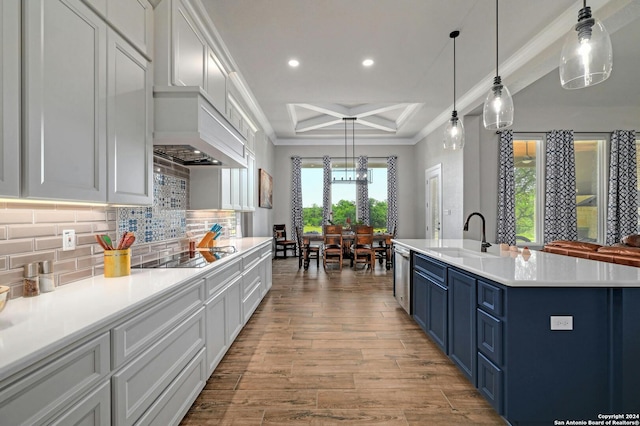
xmin=393 ymin=245 xmax=411 ymax=315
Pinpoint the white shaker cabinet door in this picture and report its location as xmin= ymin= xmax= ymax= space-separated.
xmin=172 ymin=0 xmax=206 ymax=88
xmin=23 ymin=0 xmax=107 ymax=202
xmin=107 ymin=29 xmax=152 ymax=205
xmin=0 ymin=0 xmax=20 ymax=197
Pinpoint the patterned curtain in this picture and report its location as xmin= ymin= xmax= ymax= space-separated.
xmin=496 ymin=130 xmax=516 ymax=245
xmin=606 ymin=130 xmax=638 ymax=245
xmin=387 ymin=156 xmax=398 ymax=235
xmin=291 ymin=156 xmax=303 ymax=242
xmin=322 ymin=156 xmax=332 ymax=225
xmin=544 ymin=130 xmax=577 ymax=243
xmin=356 ymin=156 xmax=369 ymax=224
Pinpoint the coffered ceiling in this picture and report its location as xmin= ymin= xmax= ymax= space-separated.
xmin=199 ymin=0 xmax=640 ymax=145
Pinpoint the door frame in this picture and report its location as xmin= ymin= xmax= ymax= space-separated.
xmin=425 ymin=164 xmax=443 ymax=239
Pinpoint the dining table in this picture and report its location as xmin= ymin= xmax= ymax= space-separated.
xmin=302 ymin=231 xmax=393 ymax=269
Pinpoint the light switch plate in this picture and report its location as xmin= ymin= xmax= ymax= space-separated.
xmin=62 ymin=229 xmax=75 ymax=251
xmin=550 ymin=315 xmax=573 ymax=330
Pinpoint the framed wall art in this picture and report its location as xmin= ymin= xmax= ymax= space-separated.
xmin=259 ymin=169 xmax=273 ymax=208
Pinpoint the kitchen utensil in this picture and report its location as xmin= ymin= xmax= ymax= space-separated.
xmin=95 ymin=234 xmax=110 ymax=251
xmin=116 ymin=232 xmax=128 ymax=250
xmin=0 ymin=285 xmax=9 ymax=313
xmin=102 ymin=235 xmax=114 ymax=250
xmin=120 ymin=233 xmax=135 ymax=250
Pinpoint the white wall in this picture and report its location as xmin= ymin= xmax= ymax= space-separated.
xmin=271 ymin=144 xmax=416 ymax=238
xmin=244 ymin=132 xmax=275 ymax=237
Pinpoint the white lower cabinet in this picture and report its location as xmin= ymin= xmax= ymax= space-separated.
xmin=49 ymin=381 xmax=111 ymax=426
xmin=112 ymin=308 xmax=205 ymax=425
xmin=0 ymin=240 xmax=272 ymax=426
xmin=0 ymin=333 xmax=110 ymax=426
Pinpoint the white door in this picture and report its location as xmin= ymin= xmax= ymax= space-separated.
xmin=425 ymin=165 xmax=442 ymax=240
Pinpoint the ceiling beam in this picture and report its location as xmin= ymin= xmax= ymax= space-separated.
xmin=295 ymin=115 xmax=344 ymax=133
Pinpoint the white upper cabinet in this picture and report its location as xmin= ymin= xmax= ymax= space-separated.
xmin=173 ymin=0 xmax=206 ymax=88
xmin=22 ymin=0 xmax=153 ymax=205
xmin=206 ymin=47 xmax=226 ymax=114
xmin=154 ymin=0 xmax=229 ymax=117
xmin=23 ymin=0 xmax=108 ymax=202
xmin=0 ymin=0 xmax=20 ymax=197
xmin=107 ymin=29 xmax=153 ymax=205
xmin=83 ymin=0 xmax=153 ymax=57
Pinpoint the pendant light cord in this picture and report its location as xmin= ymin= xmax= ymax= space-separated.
xmin=495 ymin=0 xmax=499 ymax=77
xmin=453 ymin=34 xmax=456 ymax=111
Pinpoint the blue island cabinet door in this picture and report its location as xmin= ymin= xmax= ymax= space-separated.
xmin=412 ymin=270 xmax=429 ymax=332
xmin=448 ymin=269 xmax=477 ymax=384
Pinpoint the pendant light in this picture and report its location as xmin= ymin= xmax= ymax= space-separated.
xmin=332 ymin=118 xmax=370 ymax=184
xmin=443 ymin=30 xmax=464 ymax=150
xmin=482 ymin=0 xmax=514 ymax=130
xmin=559 ymin=0 xmax=612 ymax=89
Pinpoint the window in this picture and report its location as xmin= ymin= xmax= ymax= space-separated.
xmin=300 ymin=162 xmax=324 ymax=233
xmin=513 ymin=139 xmax=542 ymax=245
xmin=300 ymin=159 xmax=388 ymax=233
xmin=574 ymin=139 xmax=606 ymax=242
xmin=513 ymin=136 xmax=608 ymax=245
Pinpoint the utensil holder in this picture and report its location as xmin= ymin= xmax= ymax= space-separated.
xmin=104 ymin=249 xmax=131 ymax=278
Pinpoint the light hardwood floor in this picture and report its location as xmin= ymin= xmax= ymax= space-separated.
xmin=180 ymin=257 xmax=505 ymax=425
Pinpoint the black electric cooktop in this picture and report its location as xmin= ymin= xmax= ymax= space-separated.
xmin=133 ymin=246 xmax=237 ymax=269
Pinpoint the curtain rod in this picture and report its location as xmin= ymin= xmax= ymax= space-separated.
xmin=290 ymin=156 xmax=393 ymax=160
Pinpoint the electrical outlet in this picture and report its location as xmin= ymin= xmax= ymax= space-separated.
xmin=550 ymin=315 xmax=573 ymax=330
xmin=62 ymin=229 xmax=75 ymax=251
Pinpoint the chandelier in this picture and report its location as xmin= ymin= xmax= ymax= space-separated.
xmin=332 ymin=117 xmax=372 ymax=184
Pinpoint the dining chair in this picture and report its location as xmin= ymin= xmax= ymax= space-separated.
xmin=273 ymin=224 xmax=296 ymax=258
xmin=373 ymin=225 xmax=395 ymax=270
xmin=323 ymin=224 xmax=343 ymax=270
xmin=351 ymin=225 xmax=374 ymax=269
xmin=295 ymin=226 xmax=319 ymax=270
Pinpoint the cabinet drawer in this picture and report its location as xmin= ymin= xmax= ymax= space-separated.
xmin=414 ymin=253 xmax=446 ymax=284
xmin=204 ymin=258 xmax=242 ymax=300
xmin=260 ymin=243 xmax=272 ymax=258
xmin=477 ymin=309 xmax=503 ymax=366
xmin=49 ymin=380 xmax=110 ymax=426
xmin=136 ymin=348 xmax=207 ymax=426
xmin=112 ymin=308 xmax=205 ymax=426
xmin=112 ymin=279 xmax=204 ymax=368
xmin=478 ymin=280 xmax=503 ymax=317
xmin=242 ymin=247 xmax=262 ymax=269
xmin=242 ymin=262 xmax=262 ymax=298
xmin=0 ymin=333 xmax=110 ymax=426
xmin=477 ymin=352 xmax=503 ymax=414
xmin=243 ymin=278 xmax=263 ymax=324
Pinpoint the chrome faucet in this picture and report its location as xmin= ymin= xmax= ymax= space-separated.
xmin=463 ymin=212 xmax=492 ymax=252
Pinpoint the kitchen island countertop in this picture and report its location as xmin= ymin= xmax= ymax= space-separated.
xmin=392 ymin=238 xmax=640 ymax=287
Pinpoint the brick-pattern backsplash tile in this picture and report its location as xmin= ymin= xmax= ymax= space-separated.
xmin=0 ymin=157 xmax=237 ymax=300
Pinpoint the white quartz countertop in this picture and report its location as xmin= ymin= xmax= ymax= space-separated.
xmin=393 ymin=239 xmax=640 ymax=288
xmin=0 ymin=237 xmax=271 ymax=382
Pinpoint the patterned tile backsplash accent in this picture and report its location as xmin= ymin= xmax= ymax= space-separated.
xmin=0 ymin=158 xmax=237 ymax=299
xmin=118 ymin=173 xmax=188 ymax=244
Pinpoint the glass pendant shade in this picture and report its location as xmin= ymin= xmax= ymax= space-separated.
xmin=559 ymin=6 xmax=612 ymax=89
xmin=443 ymin=112 xmax=465 ymax=150
xmin=482 ymin=76 xmax=514 ymax=130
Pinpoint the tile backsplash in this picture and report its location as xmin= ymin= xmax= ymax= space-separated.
xmin=1 ymin=157 xmax=236 ymax=299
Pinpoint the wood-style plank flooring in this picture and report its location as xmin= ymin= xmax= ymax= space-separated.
xmin=180 ymin=257 xmax=505 ymax=425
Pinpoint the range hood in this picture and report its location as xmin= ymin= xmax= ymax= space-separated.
xmin=153 ymin=87 xmax=247 ymax=168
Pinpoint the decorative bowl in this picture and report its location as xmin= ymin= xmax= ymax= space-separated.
xmin=0 ymin=285 xmax=9 ymax=313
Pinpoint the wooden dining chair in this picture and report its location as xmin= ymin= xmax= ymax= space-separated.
xmin=351 ymin=225 xmax=374 ymax=269
xmin=273 ymin=224 xmax=296 ymax=258
xmin=323 ymin=225 xmax=343 ymax=270
xmin=373 ymin=226 xmax=395 ymax=270
xmin=295 ymin=226 xmax=319 ymax=270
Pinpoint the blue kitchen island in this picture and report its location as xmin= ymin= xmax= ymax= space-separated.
xmin=393 ymin=239 xmax=640 ymax=426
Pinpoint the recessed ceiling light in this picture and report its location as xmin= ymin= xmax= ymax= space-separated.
xmin=288 ymin=59 xmax=299 ymax=67
xmin=362 ymin=59 xmax=374 ymax=67
xmin=193 ymin=150 xmax=201 ymax=154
